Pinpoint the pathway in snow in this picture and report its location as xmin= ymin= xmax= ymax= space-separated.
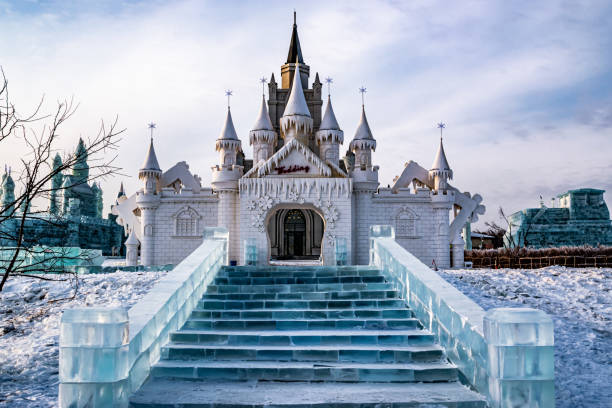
xmin=438 ymin=266 xmax=612 ymax=408
xmin=0 ymin=270 xmax=167 ymax=407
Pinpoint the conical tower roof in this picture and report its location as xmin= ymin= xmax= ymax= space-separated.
xmin=431 ymin=137 xmax=452 ymax=178
xmin=353 ymin=107 xmax=375 ymax=141
xmin=283 ymin=60 xmax=310 ymax=118
xmin=140 ymin=138 xmax=161 ymax=172
xmin=117 ymin=181 xmax=125 ymax=198
xmin=218 ymin=108 xmax=239 ymax=140
xmin=286 ymin=11 xmax=304 ymax=64
xmin=320 ymin=96 xmax=341 ymax=130
xmin=252 ymin=96 xmax=274 ymax=131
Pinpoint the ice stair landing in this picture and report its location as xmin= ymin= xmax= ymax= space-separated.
xmin=130 ymin=266 xmax=486 ymax=407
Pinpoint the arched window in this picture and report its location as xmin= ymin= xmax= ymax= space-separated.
xmin=223 ymin=152 xmax=234 ymax=166
xmin=396 ymin=210 xmax=416 ymax=238
xmin=325 ymin=149 xmax=335 ymax=162
xmin=173 ymin=206 xmax=201 ymax=237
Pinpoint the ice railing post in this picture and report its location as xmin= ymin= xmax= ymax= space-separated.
xmin=59 ymin=308 xmax=129 ymax=407
xmin=244 ymin=238 xmax=257 ymax=266
xmin=369 ymin=225 xmax=555 ymax=407
xmin=204 ymin=226 xmax=229 ymax=265
xmin=334 ymin=237 xmax=348 ymax=266
xmin=59 ymin=228 xmax=228 ymax=407
xmin=484 ymin=308 xmax=555 ymax=408
xmin=369 ymin=225 xmax=395 ymax=265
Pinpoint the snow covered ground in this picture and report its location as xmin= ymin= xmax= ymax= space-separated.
xmin=438 ymin=266 xmax=612 ymax=408
xmin=0 ymin=270 xmax=168 ymax=407
xmin=1 ymin=266 xmax=609 ymax=407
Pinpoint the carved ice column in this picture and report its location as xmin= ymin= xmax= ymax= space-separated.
xmin=136 ymin=193 xmax=159 ymax=267
xmin=451 ymin=231 xmax=464 ymax=268
xmin=125 ymin=228 xmax=140 ymax=266
xmin=215 ymin=187 xmax=239 ymax=263
xmin=431 ymin=193 xmax=452 ymax=269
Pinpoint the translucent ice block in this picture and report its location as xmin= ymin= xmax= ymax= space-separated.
xmin=334 ymin=237 xmax=347 ymax=266
xmin=484 ymin=308 xmax=554 ymax=408
xmin=244 ymin=238 xmax=258 ymax=266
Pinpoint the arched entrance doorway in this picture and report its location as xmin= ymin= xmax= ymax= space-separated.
xmin=268 ymin=208 xmax=324 ymax=261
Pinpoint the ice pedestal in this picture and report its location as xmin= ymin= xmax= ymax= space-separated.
xmin=58 ymin=228 xmax=229 ymax=407
xmin=484 ymin=308 xmax=555 ymax=408
xmin=334 ymin=237 xmax=347 ymax=266
xmin=369 ymin=225 xmax=395 ymax=265
xmin=244 ymin=238 xmax=257 ymax=266
xmin=59 ymin=308 xmax=129 ymax=407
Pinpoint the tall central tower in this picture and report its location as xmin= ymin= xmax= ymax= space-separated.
xmin=267 ymin=12 xmax=323 ymax=153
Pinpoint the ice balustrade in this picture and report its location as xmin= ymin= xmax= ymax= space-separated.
xmin=58 ymin=227 xmax=228 ymax=407
xmin=334 ymin=237 xmax=348 ymax=266
xmin=244 ymin=238 xmax=258 ymax=266
xmin=369 ymin=225 xmax=554 ymax=408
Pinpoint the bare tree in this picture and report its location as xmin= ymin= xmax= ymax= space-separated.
xmin=0 ymin=68 xmax=124 ymax=291
xmin=474 ymin=221 xmax=506 ymax=248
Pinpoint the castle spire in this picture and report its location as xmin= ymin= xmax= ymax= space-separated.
xmin=430 ymin=136 xmax=452 ymax=179
xmin=319 ymin=95 xmax=341 ymax=131
xmin=140 ymin=138 xmax=161 ymax=174
xmin=279 ymin=59 xmax=313 ymax=142
xmin=218 ymin=107 xmax=239 ymax=141
xmin=283 ymin=59 xmax=310 ymax=118
xmin=286 ymin=11 xmax=304 ymax=64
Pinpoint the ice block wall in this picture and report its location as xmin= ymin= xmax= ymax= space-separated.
xmin=370 ymin=225 xmax=554 ymax=408
xmin=59 ymin=227 xmax=228 ymax=407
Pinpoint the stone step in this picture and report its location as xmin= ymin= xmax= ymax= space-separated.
xmin=183 ymin=317 xmax=421 ymax=330
xmin=161 ymin=342 xmax=442 ymax=363
xmin=190 ymin=308 xmax=415 ymax=320
xmin=212 ymin=275 xmax=386 ymax=286
xmin=151 ymin=360 xmax=459 ymax=383
xmin=207 ymin=282 xmax=393 ymax=294
xmin=218 ymin=268 xmax=382 ymax=278
xmin=130 ymin=379 xmax=487 ymax=408
xmin=169 ymin=329 xmax=434 ymax=347
xmin=201 ymin=289 xmax=399 ymax=301
xmin=197 ymin=299 xmax=406 ymax=310
xmin=221 ymin=265 xmax=380 ymax=273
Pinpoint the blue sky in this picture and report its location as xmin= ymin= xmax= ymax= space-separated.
xmin=1 ymin=0 xmax=611 ymax=228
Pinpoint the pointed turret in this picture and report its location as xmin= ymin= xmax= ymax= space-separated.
xmin=73 ymin=138 xmax=89 ymax=182
xmin=350 ymin=107 xmax=376 ymax=149
xmin=49 ymin=153 xmax=63 ymax=216
xmin=281 ymin=12 xmax=310 ymax=89
xmin=250 ymin=96 xmax=277 ymax=163
xmin=429 ymin=136 xmax=453 ymax=193
xmin=280 ymin=60 xmax=313 ymax=144
xmin=430 ymin=137 xmax=452 ymax=179
xmin=139 ymin=137 xmax=162 ymax=195
xmin=316 ymin=95 xmax=344 ymax=166
xmin=1 ymin=167 xmax=15 ymax=209
xmin=319 ymin=96 xmax=341 ymax=131
xmin=215 ymin=107 xmax=242 ymax=168
xmin=117 ymin=181 xmax=126 ymax=199
xmin=349 ymin=106 xmax=377 ymax=171
xmin=218 ymin=108 xmax=239 ymax=141
xmin=140 ymin=138 xmax=162 ymax=174
xmin=286 ymin=11 xmax=304 ymax=64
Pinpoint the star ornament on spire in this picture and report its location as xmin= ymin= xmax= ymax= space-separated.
xmin=325 ymin=77 xmax=333 ymax=97
xmin=359 ymin=86 xmax=367 ymax=106
xmin=437 ymin=122 xmax=446 ymax=139
xmin=259 ymin=77 xmax=267 ymax=96
xmin=148 ymin=122 xmax=156 ymax=139
xmin=225 ymin=89 xmax=233 ymax=108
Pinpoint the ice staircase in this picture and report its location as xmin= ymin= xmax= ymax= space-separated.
xmin=130 ymin=265 xmax=486 ymax=407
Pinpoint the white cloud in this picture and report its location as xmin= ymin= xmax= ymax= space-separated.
xmin=0 ymin=0 xmax=611 ymax=229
